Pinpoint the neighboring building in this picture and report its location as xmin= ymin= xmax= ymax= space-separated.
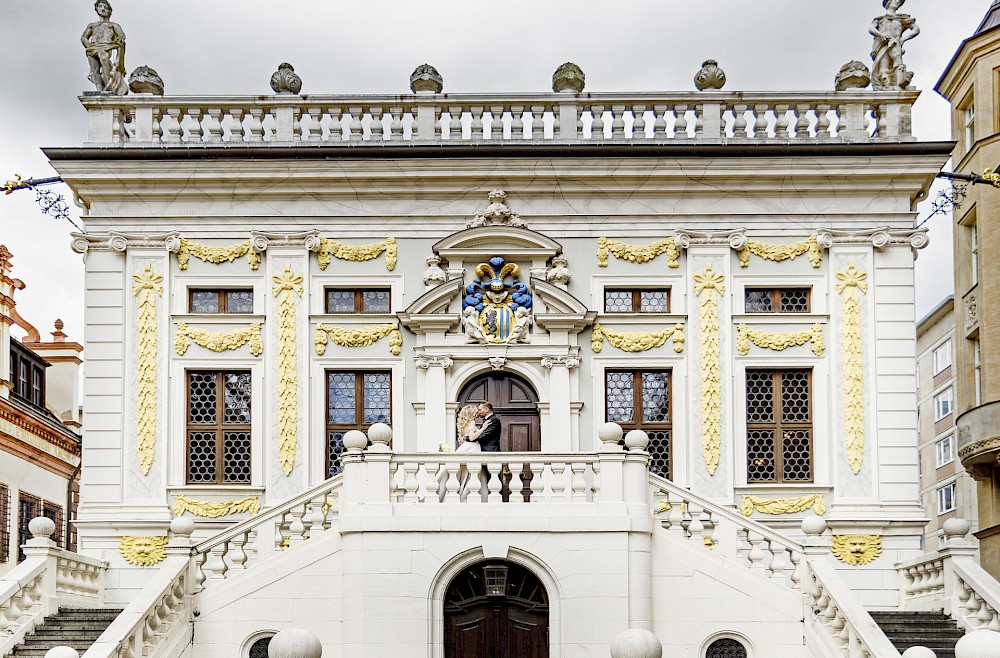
xmin=937 ymin=0 xmax=1000 ymax=580
xmin=916 ymin=296 xmax=978 ymax=551
xmin=0 ymin=245 xmax=82 ymax=575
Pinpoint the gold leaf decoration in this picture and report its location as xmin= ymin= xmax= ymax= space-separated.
xmin=597 ymin=237 xmax=680 ymax=269
xmin=737 ymin=235 xmax=822 ymax=268
xmin=175 ymin=323 xmax=263 ymax=356
xmin=736 ymin=323 xmax=825 ymax=356
xmin=176 ymin=238 xmax=261 ymax=270
xmin=832 ymin=535 xmax=882 ymax=566
xmin=739 ymin=494 xmax=826 ymax=517
xmin=273 ymin=265 xmax=303 ymax=476
xmin=172 ymin=495 xmax=261 ymax=518
xmin=694 ymin=265 xmax=724 ymax=476
xmin=132 ymin=265 xmax=163 ymax=477
xmin=836 ymin=262 xmax=868 ymax=475
xmin=591 ymin=323 xmax=684 ymax=353
xmin=314 ymin=323 xmax=402 ymax=356
xmin=317 ymin=237 xmax=397 ymax=271
xmin=119 ymin=536 xmax=168 ymax=567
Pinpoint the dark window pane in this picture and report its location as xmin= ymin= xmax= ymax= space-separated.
xmin=745 ymin=370 xmax=774 ymax=423
xmin=779 ymin=289 xmax=810 ymax=313
xmin=223 ymin=373 xmax=252 ymax=424
xmin=249 ymin=638 xmax=272 ymax=658
xmin=328 ymin=432 xmax=346 ymax=477
xmin=604 ymin=290 xmax=633 ymax=313
xmin=362 ymin=373 xmax=391 ymax=424
xmin=641 ymin=372 xmax=670 ymax=422
xmin=783 ymin=430 xmax=812 ymax=481
xmin=328 ymin=373 xmax=357 ymax=424
xmin=781 ymin=370 xmax=810 ymax=423
xmin=189 ymin=373 xmax=217 ymax=423
xmin=226 ymin=290 xmax=254 ymax=314
xmin=747 ymin=430 xmax=776 ymax=482
xmin=706 ymin=638 xmax=748 ymax=658
xmin=223 ymin=431 xmax=252 ymax=483
xmin=188 ymin=432 xmax=217 ymax=483
xmin=605 ymin=372 xmax=634 ymax=423
xmin=745 ymin=290 xmax=772 ymax=313
xmin=362 ymin=290 xmax=390 ymax=313
xmin=639 ymin=290 xmax=669 ymax=313
xmin=326 ymin=290 xmax=355 ymax=313
xmin=647 ymin=430 xmax=670 ymax=479
xmin=191 ymin=291 xmax=220 ymax=314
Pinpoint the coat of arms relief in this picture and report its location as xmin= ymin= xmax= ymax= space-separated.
xmin=462 ymin=256 xmax=533 ymax=344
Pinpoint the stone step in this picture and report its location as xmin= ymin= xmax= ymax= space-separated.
xmin=869 ymin=610 xmax=964 ymax=658
xmin=10 ymin=608 xmax=123 ymax=657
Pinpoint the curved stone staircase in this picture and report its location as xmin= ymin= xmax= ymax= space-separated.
xmin=10 ymin=608 xmax=122 ymax=657
xmin=870 ymin=611 xmax=965 ymax=658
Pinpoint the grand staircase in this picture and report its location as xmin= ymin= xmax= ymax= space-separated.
xmin=870 ymin=611 xmax=965 ymax=658
xmin=9 ymin=608 xmax=123 ymax=657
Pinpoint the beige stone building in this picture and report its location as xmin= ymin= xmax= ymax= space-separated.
xmin=916 ymin=296 xmax=978 ymax=551
xmin=937 ymin=1 xmax=1000 ymax=580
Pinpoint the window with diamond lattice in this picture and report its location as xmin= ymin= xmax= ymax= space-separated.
xmin=744 ymin=288 xmax=810 ymax=313
xmin=604 ymin=288 xmax=670 ymax=313
xmin=706 ymin=638 xmax=748 ymax=658
xmin=186 ymin=372 xmax=252 ymax=484
xmin=247 ymin=637 xmax=271 ymax=658
xmin=606 ymin=370 xmax=671 ymax=478
xmin=326 ymin=371 xmax=391 ymax=477
xmin=746 ymin=369 xmax=812 ymax=483
xmin=325 ymin=288 xmax=391 ymax=314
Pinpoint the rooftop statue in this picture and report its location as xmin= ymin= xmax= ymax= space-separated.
xmin=869 ymin=0 xmax=919 ymax=91
xmin=82 ymin=0 xmax=127 ymax=95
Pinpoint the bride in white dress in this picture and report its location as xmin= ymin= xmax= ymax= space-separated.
xmin=439 ymin=404 xmax=482 ymax=500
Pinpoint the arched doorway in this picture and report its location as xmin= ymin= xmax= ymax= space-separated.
xmin=444 ymin=560 xmax=549 ymax=658
xmin=457 ymin=371 xmax=541 ymax=452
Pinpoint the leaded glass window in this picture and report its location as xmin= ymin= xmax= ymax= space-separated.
xmin=190 ymin=289 xmax=254 ymax=314
xmin=604 ymin=289 xmax=670 ymax=313
xmin=186 ymin=372 xmax=252 ymax=484
xmin=326 ymin=371 xmax=392 ymax=477
xmin=746 ymin=369 xmax=812 ymax=483
xmin=605 ymin=370 xmax=671 ymax=478
xmin=248 ymin=637 xmax=271 ymax=658
xmin=325 ymin=288 xmax=391 ymax=314
xmin=744 ymin=288 xmax=810 ymax=313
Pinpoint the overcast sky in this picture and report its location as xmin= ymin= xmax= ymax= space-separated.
xmin=0 ymin=0 xmax=989 ymax=340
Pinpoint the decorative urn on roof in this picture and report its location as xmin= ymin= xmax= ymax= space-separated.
xmin=410 ymin=64 xmax=443 ymax=94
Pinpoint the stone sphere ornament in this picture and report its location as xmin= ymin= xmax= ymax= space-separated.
xmin=800 ymin=514 xmax=828 ymax=537
xmin=597 ymin=422 xmax=624 ymax=447
xmin=624 ymin=429 xmax=650 ymax=451
xmin=835 ymin=61 xmax=871 ymax=91
xmin=270 ymin=63 xmax=302 ymax=95
xmin=901 ymin=647 xmax=937 ymax=658
xmin=29 ymin=516 xmax=56 ymax=540
xmin=45 ymin=648 xmax=80 ymax=658
xmin=342 ymin=430 xmax=368 ymax=453
xmin=610 ymin=628 xmax=663 ymax=658
xmin=128 ymin=66 xmax=164 ymax=95
xmin=956 ymin=629 xmax=1000 ymax=658
xmin=410 ymin=64 xmax=444 ymax=94
xmin=694 ymin=60 xmax=726 ymax=91
xmin=552 ymin=62 xmax=586 ymax=93
xmin=169 ymin=516 xmax=196 ymax=538
xmin=942 ymin=517 xmax=971 ymax=542
xmin=268 ymin=628 xmax=322 ymax=658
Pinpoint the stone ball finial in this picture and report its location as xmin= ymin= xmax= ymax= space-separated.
xmin=45 ymin=648 xmax=81 ymax=658
xmin=343 ymin=430 xmax=368 ymax=453
xmin=694 ymin=60 xmax=726 ymax=91
xmin=29 ymin=516 xmax=56 ymax=540
xmin=410 ymin=64 xmax=443 ymax=94
xmin=956 ymin=629 xmax=1000 ymax=658
xmin=610 ymin=629 xmax=663 ymax=658
xmin=598 ymin=422 xmax=624 ymax=448
xmin=552 ymin=62 xmax=585 ymax=93
xmin=367 ymin=423 xmax=393 ymax=452
xmin=835 ymin=61 xmax=871 ymax=91
xmin=624 ymin=430 xmax=650 ymax=452
xmin=943 ymin=518 xmax=971 ymax=543
xmin=268 ymin=628 xmax=322 ymax=658
xmin=54 ymin=319 xmax=64 ymax=331
xmin=169 ymin=516 xmax=195 ymax=538
xmin=801 ymin=514 xmax=827 ymax=537
xmin=270 ymin=63 xmax=302 ymax=95
xmin=128 ymin=66 xmax=164 ymax=95
xmin=902 ymin=647 xmax=937 ymax=658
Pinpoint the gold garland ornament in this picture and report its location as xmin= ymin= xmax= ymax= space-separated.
xmin=736 ymin=323 xmax=825 ymax=356
xmin=132 ymin=265 xmax=163 ymax=477
xmin=591 ymin=323 xmax=684 ymax=354
xmin=597 ymin=237 xmax=680 ymax=269
xmin=119 ymin=536 xmax=168 ymax=567
xmin=837 ymin=263 xmax=868 ymax=475
xmin=832 ymin=535 xmax=882 ymax=566
xmin=737 ymin=235 xmax=822 ymax=269
xmin=317 ymin=237 xmax=397 ymax=271
xmin=273 ymin=266 xmax=303 ymax=476
xmin=176 ymin=238 xmax=261 ymax=270
xmin=172 ymin=495 xmax=261 ymax=518
xmin=314 ymin=323 xmax=402 ymax=356
xmin=175 ymin=323 xmax=263 ymax=356
xmin=694 ymin=265 xmax=725 ymax=476
xmin=739 ymin=494 xmax=826 ymax=517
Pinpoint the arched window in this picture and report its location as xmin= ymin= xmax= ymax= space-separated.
xmin=706 ymin=637 xmax=748 ymax=658
xmin=248 ymin=636 xmax=272 ymax=658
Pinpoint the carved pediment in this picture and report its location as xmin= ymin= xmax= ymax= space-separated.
xmin=530 ymin=278 xmax=589 ymax=314
xmin=403 ymin=279 xmax=463 ymax=315
xmin=433 ymin=226 xmax=561 ymax=260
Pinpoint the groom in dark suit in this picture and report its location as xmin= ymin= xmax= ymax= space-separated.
xmin=476 ymin=402 xmax=502 ymax=452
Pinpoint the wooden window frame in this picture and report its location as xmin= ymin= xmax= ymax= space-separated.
xmin=185 ymin=371 xmax=252 ymax=485
xmin=603 ymin=288 xmax=670 ymax=314
xmin=9 ymin=343 xmax=46 ymax=408
xmin=744 ymin=287 xmax=811 ymax=314
xmin=325 ymin=371 xmax=393 ymax=476
xmin=746 ymin=369 xmax=813 ymax=484
xmin=605 ymin=369 xmax=672 ymax=478
xmin=324 ymin=288 xmax=392 ymax=314
xmin=188 ymin=288 xmax=254 ymax=314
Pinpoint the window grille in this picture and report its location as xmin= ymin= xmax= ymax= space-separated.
xmin=744 ymin=288 xmax=810 ymax=313
xmin=326 ymin=371 xmax=392 ymax=477
xmin=248 ymin=637 xmax=271 ymax=658
xmin=0 ymin=484 xmax=9 ymax=562
xmin=42 ymin=501 xmax=64 ymax=548
xmin=17 ymin=491 xmax=41 ymax=563
xmin=606 ymin=370 xmax=671 ymax=478
xmin=706 ymin=638 xmax=748 ymax=658
xmin=187 ymin=372 xmax=252 ymax=484
xmin=189 ymin=289 xmax=254 ymax=314
xmin=325 ymin=288 xmax=391 ymax=314
xmin=604 ymin=288 xmax=669 ymax=313
xmin=746 ymin=369 xmax=812 ymax=483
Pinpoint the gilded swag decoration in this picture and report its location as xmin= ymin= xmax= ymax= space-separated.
xmin=597 ymin=237 xmax=680 ymax=269
xmin=591 ymin=323 xmax=685 ymax=353
xmin=176 ymin=238 xmax=262 ymax=270
xmin=314 ymin=323 xmax=402 ymax=355
xmin=316 ymin=237 xmax=397 ymax=271
xmin=737 ymin=235 xmax=823 ymax=268
xmin=174 ymin=323 xmax=263 ymax=356
xmin=736 ymin=323 xmax=825 ymax=356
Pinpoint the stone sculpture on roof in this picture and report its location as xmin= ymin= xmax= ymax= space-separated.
xmin=466 ymin=190 xmax=526 ymax=229
xmin=82 ymin=0 xmax=127 ymax=95
xmin=869 ymin=0 xmax=919 ymax=90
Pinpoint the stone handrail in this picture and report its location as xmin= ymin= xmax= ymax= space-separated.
xmin=80 ymin=90 xmax=917 ymax=146
xmin=0 ymin=558 xmax=50 ymax=655
xmin=191 ymin=475 xmax=343 ymax=589
xmin=82 ymin=555 xmax=191 ymax=658
xmin=951 ymin=559 xmax=1000 ymax=632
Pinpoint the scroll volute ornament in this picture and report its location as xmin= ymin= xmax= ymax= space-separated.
xmin=270 ymin=62 xmax=302 ymax=95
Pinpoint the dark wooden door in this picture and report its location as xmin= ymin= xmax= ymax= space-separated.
xmin=445 ymin=561 xmax=549 ymax=658
xmin=457 ymin=372 xmax=540 ymax=452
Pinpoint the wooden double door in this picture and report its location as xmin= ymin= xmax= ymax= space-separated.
xmin=457 ymin=372 xmax=541 ymax=452
xmin=444 ymin=561 xmax=549 ymax=658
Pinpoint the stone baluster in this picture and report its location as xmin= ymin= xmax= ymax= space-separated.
xmin=309 ymin=498 xmax=327 ymax=535
xmin=204 ymin=544 xmax=228 ymax=582
xmin=470 ymin=105 xmax=485 ymax=139
xmin=326 ymin=106 xmax=344 ymax=141
xmin=674 ymin=104 xmax=688 ymax=138
xmin=389 ymin=105 xmax=404 ymax=140
xmin=369 ymin=107 xmax=385 ymax=141
xmin=246 ymin=108 xmax=265 ymax=142
xmin=186 ymin=108 xmax=204 ymax=142
xmin=793 ymin=103 xmax=810 ymax=138
xmin=665 ymin=492 xmax=684 ymax=535
xmin=651 ymin=104 xmax=667 ymax=138
xmin=443 ymin=463 xmax=461 ymax=503
xmin=511 ymin=105 xmax=525 ymax=139
xmin=347 ymin=106 xmax=364 ymax=141
xmin=694 ymin=103 xmax=704 ymax=136
xmin=508 ymin=462 xmax=525 ymax=503
xmin=448 ymin=105 xmax=463 ymax=141
xmin=227 ymin=108 xmax=245 ymax=142
xmin=163 ymin=108 xmax=182 ymax=142
xmin=753 ymin=104 xmax=769 ymax=138
xmin=816 ymin=103 xmax=831 ymax=140
xmin=531 ymin=104 xmax=545 ymax=140
xmin=301 ymin=107 xmax=321 ymax=141
xmin=466 ymin=464 xmax=482 ymax=505
xmin=551 ymin=462 xmax=567 ymax=502
xmin=610 ymin=104 xmax=626 ymax=139
xmin=530 ymin=462 xmax=546 ymax=502
xmin=632 ymin=104 xmax=647 ymax=139
xmin=768 ymin=541 xmax=788 ymax=582
xmin=204 ymin=108 xmax=223 ymax=142
xmin=570 ymin=463 xmax=587 ymax=502
xmin=590 ymin=105 xmax=605 ymax=140
xmin=490 ymin=105 xmax=505 ymax=140
xmin=686 ymin=502 xmax=705 ymax=544
xmin=487 ymin=464 xmax=503 ymax=503
xmin=746 ymin=531 xmax=767 ymax=574
xmin=401 ymin=462 xmax=419 ymax=503
xmin=151 ymin=107 xmax=163 ymax=141
xmin=774 ymin=104 xmax=790 ymax=138
xmin=287 ymin=508 xmax=305 ymax=546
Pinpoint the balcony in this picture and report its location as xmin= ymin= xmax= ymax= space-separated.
xmin=957 ymin=399 xmax=1000 ymax=465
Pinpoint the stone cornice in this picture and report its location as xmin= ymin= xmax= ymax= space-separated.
xmin=0 ymin=397 xmax=81 ymax=459
xmin=817 ymin=226 xmax=929 ymax=250
xmin=70 ymin=231 xmax=179 ymax=254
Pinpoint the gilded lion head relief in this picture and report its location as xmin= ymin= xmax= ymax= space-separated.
xmin=832 ymin=535 xmax=882 ymax=565
xmin=119 ymin=535 xmax=168 ymax=567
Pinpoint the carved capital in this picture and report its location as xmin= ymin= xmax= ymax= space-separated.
xmin=541 ymin=354 xmax=580 ymax=369
xmin=489 ymin=357 xmax=507 ymax=371
xmin=415 ymin=354 xmax=454 ymax=369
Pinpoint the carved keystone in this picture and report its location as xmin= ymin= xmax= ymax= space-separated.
xmin=552 ymin=62 xmax=585 ymax=93
xmin=410 ymin=63 xmax=443 ymax=94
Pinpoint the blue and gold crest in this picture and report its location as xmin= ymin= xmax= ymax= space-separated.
xmin=463 ymin=257 xmax=532 ymax=343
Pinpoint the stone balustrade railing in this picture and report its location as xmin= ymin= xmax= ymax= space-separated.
xmin=0 ymin=517 xmax=107 ymax=656
xmin=81 ymin=90 xmax=917 ymax=146
xmin=899 ymin=518 xmax=1000 ymax=633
